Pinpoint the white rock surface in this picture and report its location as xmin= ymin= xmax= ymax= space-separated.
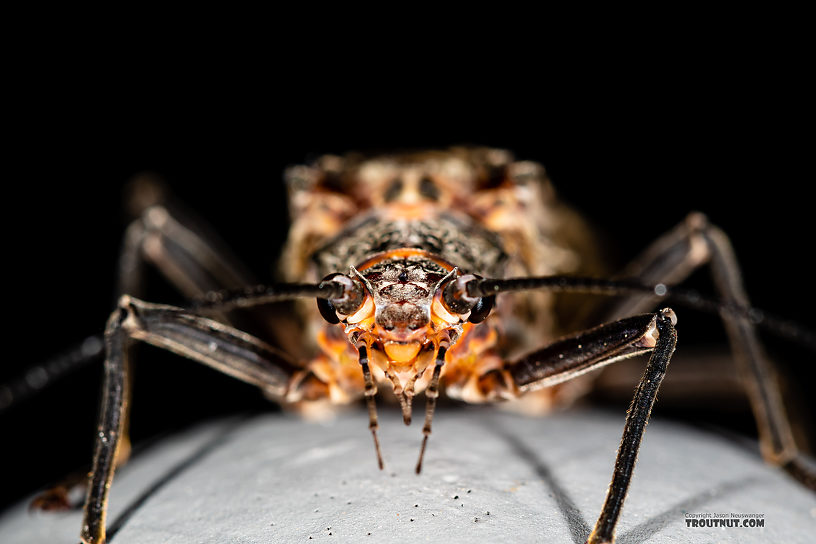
xmin=1 ymin=407 xmax=813 ymax=543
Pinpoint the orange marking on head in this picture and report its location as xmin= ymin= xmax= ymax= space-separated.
xmin=355 ymin=248 xmax=456 ymax=272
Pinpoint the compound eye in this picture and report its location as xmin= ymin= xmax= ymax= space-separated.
xmin=467 ymin=295 xmax=495 ymax=323
xmin=317 ymin=272 xmax=365 ymax=323
xmin=317 ymin=297 xmax=340 ymax=324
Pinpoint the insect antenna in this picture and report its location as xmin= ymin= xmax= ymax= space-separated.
xmin=416 ymin=345 xmax=446 ymax=475
xmin=0 ymin=334 xmax=104 ymax=414
xmin=358 ymin=344 xmax=384 ymax=470
xmin=189 ymin=281 xmax=344 ymax=312
xmin=450 ymin=275 xmax=816 ymax=351
xmin=1 ymin=280 xmax=354 ymax=414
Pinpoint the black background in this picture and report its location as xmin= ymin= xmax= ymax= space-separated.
xmin=2 ymin=56 xmax=814 ymax=512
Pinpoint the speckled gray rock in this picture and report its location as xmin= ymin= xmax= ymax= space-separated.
xmin=1 ymin=408 xmax=814 ymax=543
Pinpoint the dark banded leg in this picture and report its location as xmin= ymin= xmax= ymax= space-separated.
xmin=357 ymin=345 xmax=384 ymax=470
xmin=81 ymin=296 xmax=309 ymax=544
xmin=603 ymin=213 xmax=814 ymax=490
xmin=505 ymin=310 xmax=677 ymax=544
xmin=415 ymin=346 xmax=446 ymax=474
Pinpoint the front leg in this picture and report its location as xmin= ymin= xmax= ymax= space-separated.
xmin=81 ymin=295 xmax=319 ymax=544
xmin=602 ymin=213 xmax=814 ymax=489
xmin=502 ymin=309 xmax=677 ymax=544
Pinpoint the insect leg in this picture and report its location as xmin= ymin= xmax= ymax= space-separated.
xmin=416 ymin=346 xmax=446 ymax=474
xmin=6 ymin=181 xmax=256 ymax=415
xmin=357 ymin=345 xmax=384 ymax=470
xmin=505 ymin=310 xmax=677 ymax=544
xmin=24 ymin=185 xmax=274 ymax=510
xmin=120 ymin=190 xmax=312 ymax=355
xmin=118 ymin=179 xmax=257 ymax=302
xmin=602 ymin=213 xmax=814 ymax=490
xmin=81 ymin=295 xmax=317 ymax=544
